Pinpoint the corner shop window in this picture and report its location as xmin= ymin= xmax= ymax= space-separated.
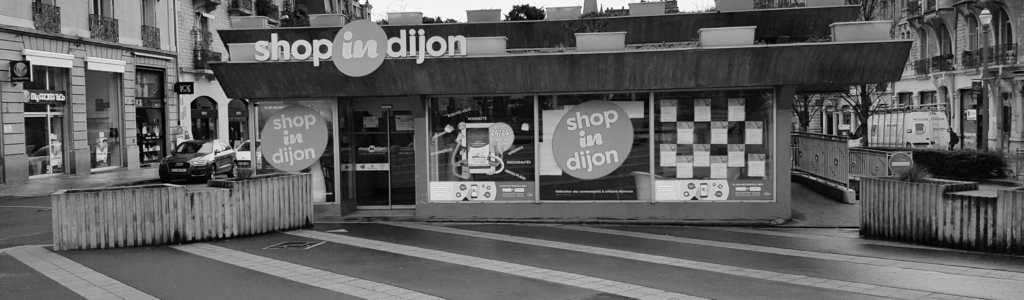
xmin=652 ymin=89 xmax=775 ymax=201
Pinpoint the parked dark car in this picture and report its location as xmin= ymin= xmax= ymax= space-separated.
xmin=159 ymin=140 xmax=236 ymax=183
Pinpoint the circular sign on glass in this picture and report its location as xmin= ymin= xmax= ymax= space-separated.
xmin=260 ymin=105 xmax=329 ymax=172
xmin=552 ymin=101 xmax=634 ymax=180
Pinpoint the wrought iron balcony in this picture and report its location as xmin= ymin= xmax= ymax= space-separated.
xmin=89 ymin=14 xmax=119 ymax=43
xmin=194 ymin=49 xmax=223 ymax=70
xmin=914 ymin=58 xmax=930 ymax=75
xmin=930 ymin=54 xmax=955 ymax=72
xmin=32 ymin=2 xmax=61 ymax=34
xmin=962 ymin=50 xmax=981 ymax=69
xmin=257 ymin=2 xmax=280 ymax=24
xmin=142 ymin=25 xmax=160 ymax=49
xmin=230 ymin=0 xmax=254 ymax=15
xmin=905 ymin=1 xmax=921 ymax=18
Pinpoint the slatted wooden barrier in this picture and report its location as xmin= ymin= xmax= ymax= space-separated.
xmin=861 ymin=177 xmax=1024 ymax=255
xmin=51 ymin=174 xmax=312 ymax=251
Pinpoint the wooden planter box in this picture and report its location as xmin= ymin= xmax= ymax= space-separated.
xmin=546 ymin=6 xmax=581 ymax=20
xmin=51 ymin=184 xmax=232 ymax=251
xmin=467 ymin=9 xmax=501 ymax=23
xmin=388 ymin=12 xmax=423 ymax=25
xmin=227 ymin=43 xmax=258 ymax=62
xmin=716 ymin=0 xmax=754 ymax=12
xmin=230 ymin=16 xmax=270 ymax=29
xmin=629 ymin=2 xmax=666 ymax=16
xmin=465 ymin=37 xmax=507 ymax=56
xmin=310 ymin=13 xmax=347 ymax=27
xmin=51 ymin=174 xmax=313 ymax=251
xmin=859 ymin=177 xmax=1024 ymax=254
xmin=207 ymin=173 xmax=313 ymax=236
xmin=830 ymin=21 xmax=891 ymax=42
xmin=805 ymin=0 xmax=846 ymax=7
xmin=698 ymin=26 xmax=756 ymax=47
xmin=575 ymin=32 xmax=626 ymax=52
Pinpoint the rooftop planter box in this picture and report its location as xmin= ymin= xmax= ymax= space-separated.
xmin=831 ymin=21 xmax=890 ymax=42
xmin=546 ymin=6 xmax=581 ymax=20
xmin=805 ymin=0 xmax=846 ymax=7
xmin=716 ymin=0 xmax=753 ymax=12
xmin=629 ymin=2 xmax=667 ymax=16
xmin=698 ymin=26 xmax=756 ymax=47
xmin=467 ymin=9 xmax=501 ymax=23
xmin=388 ymin=12 xmax=423 ymax=25
xmin=227 ymin=43 xmax=258 ymax=62
xmin=465 ymin=37 xmax=507 ymax=56
xmin=230 ymin=16 xmax=270 ymax=29
xmin=575 ymin=32 xmax=626 ymax=52
xmin=309 ymin=13 xmax=346 ymax=27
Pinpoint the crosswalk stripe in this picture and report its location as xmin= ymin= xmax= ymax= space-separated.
xmin=3 ymin=245 xmax=158 ymax=300
xmin=558 ymin=225 xmax=1024 ymax=282
xmin=171 ymin=243 xmax=444 ymax=300
xmin=287 ymin=230 xmax=707 ymax=300
xmin=390 ymin=224 xmax=987 ymax=300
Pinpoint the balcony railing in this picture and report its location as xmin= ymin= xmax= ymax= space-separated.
xmin=142 ymin=25 xmax=160 ymax=49
xmin=32 ymin=2 xmax=61 ymax=34
xmin=962 ymin=50 xmax=981 ymax=69
xmin=257 ymin=2 xmax=280 ymax=24
xmin=230 ymin=0 xmax=254 ymax=15
xmin=961 ymin=44 xmax=1018 ymax=69
xmin=930 ymin=54 xmax=955 ymax=72
xmin=89 ymin=14 xmax=119 ymax=43
xmin=194 ymin=49 xmax=223 ymax=70
xmin=906 ymin=1 xmax=921 ymax=17
xmin=914 ymin=58 xmax=930 ymax=75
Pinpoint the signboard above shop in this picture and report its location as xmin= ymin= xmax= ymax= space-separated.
xmin=10 ymin=60 xmax=32 ymax=82
xmin=25 ymin=90 xmax=66 ymax=103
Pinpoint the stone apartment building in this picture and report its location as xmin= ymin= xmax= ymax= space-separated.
xmin=0 ymin=0 xmax=180 ymax=183
xmin=176 ymin=0 xmax=371 ymax=149
xmin=892 ymin=0 xmax=1023 ymax=151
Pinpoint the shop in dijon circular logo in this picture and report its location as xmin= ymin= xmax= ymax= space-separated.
xmin=551 ymin=101 xmax=633 ymax=180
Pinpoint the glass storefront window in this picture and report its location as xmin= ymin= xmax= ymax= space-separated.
xmin=136 ymin=69 xmax=165 ymax=164
xmin=24 ymin=65 xmax=69 ymax=177
xmin=537 ymin=93 xmax=650 ymax=201
xmin=86 ymin=70 xmax=123 ymax=169
xmin=254 ymin=100 xmax=337 ymax=203
xmin=652 ymin=89 xmax=775 ymax=201
xmin=427 ymin=95 xmax=536 ymax=201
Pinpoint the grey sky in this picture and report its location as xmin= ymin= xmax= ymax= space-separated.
xmin=370 ymin=0 xmax=713 ymax=22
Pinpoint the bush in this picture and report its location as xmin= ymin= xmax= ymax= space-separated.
xmin=861 ymin=147 xmax=1008 ymax=180
xmin=896 ymin=165 xmax=930 ymax=182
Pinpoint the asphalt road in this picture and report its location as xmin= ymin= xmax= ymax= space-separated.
xmin=3 ymin=223 xmax=1023 ymax=300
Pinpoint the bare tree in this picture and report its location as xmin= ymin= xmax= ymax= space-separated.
xmin=792 ymin=95 xmax=827 ymax=133
xmin=836 ymin=0 xmax=894 ymax=146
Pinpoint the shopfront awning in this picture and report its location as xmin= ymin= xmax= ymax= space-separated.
xmin=210 ymin=40 xmax=912 ymax=99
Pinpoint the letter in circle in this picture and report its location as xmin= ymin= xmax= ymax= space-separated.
xmin=332 ymin=20 xmax=388 ymax=77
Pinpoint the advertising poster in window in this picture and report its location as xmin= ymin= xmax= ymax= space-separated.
xmin=253 ymin=100 xmax=337 ymax=203
xmin=538 ymin=93 xmax=650 ymax=200
xmin=653 ymin=90 xmax=774 ymax=201
xmin=428 ymin=96 xmax=535 ymax=201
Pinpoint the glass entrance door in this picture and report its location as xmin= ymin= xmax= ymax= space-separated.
xmin=25 ymin=111 xmax=65 ymax=177
xmin=347 ymin=99 xmax=417 ymax=209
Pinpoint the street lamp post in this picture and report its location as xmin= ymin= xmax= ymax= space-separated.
xmin=978 ymin=8 xmax=992 ymax=150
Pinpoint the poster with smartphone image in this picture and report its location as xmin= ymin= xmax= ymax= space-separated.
xmin=428 ymin=96 xmax=536 ymax=201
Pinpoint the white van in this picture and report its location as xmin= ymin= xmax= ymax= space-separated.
xmin=867 ymin=110 xmax=950 ymax=148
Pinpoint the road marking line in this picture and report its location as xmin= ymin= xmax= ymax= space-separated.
xmin=287 ymin=230 xmax=707 ymax=300
xmin=3 ymin=245 xmax=158 ymax=300
xmin=171 ymin=243 xmax=444 ymax=300
xmin=391 ymin=224 xmax=985 ymax=300
xmin=711 ymin=227 xmax=951 ymax=250
xmin=556 ymin=225 xmax=1024 ymax=282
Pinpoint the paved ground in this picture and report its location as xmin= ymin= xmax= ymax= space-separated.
xmin=3 ymin=223 xmax=1023 ymax=300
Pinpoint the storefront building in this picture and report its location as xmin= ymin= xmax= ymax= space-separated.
xmin=0 ymin=0 xmax=179 ymax=182
xmin=213 ymin=6 xmax=910 ymax=221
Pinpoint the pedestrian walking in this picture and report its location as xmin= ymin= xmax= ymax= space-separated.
xmin=948 ymin=128 xmax=960 ymax=150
